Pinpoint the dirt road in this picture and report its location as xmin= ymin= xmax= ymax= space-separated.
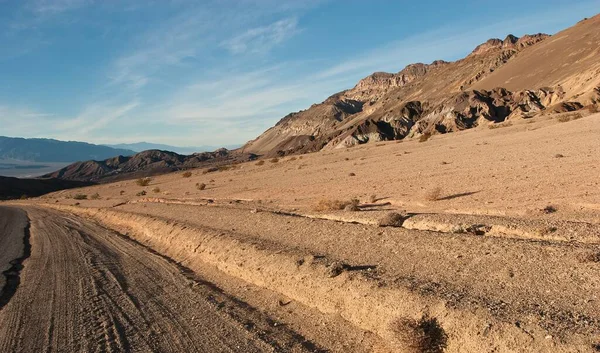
xmin=0 ymin=206 xmax=28 ymax=305
xmin=0 ymin=206 xmax=321 ymax=353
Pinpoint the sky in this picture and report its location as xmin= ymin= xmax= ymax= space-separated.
xmin=0 ymin=0 xmax=598 ymax=147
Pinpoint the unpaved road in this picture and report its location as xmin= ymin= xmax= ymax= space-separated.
xmin=0 ymin=206 xmax=320 ymax=353
xmin=0 ymin=206 xmax=28 ymax=304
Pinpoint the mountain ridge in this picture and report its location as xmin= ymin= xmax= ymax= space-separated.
xmin=242 ymin=14 xmax=599 ymax=157
xmin=0 ymin=136 xmax=135 ymax=163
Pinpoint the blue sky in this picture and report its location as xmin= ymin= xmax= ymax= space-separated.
xmin=0 ymin=0 xmax=598 ymax=146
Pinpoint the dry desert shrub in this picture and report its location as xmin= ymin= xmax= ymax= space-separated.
xmin=20 ymin=195 xmax=28 ymax=200
xmin=196 ymin=182 xmax=206 ymax=190
xmin=425 ymin=187 xmax=443 ymax=201
xmin=136 ymin=190 xmax=147 ymax=196
xmin=314 ymin=198 xmax=359 ymax=212
xmin=577 ymin=251 xmax=600 ymax=263
xmin=119 ymin=190 xmax=125 ymax=195
xmin=344 ymin=199 xmax=360 ymax=212
xmin=182 ymin=171 xmax=192 ymax=178
xmin=90 ymin=193 xmax=101 ymax=200
xmin=488 ymin=121 xmax=513 ymax=129
xmin=256 ymin=160 xmax=265 ymax=166
xmin=136 ymin=177 xmax=152 ymax=186
xmin=73 ymin=194 xmax=88 ymax=200
xmin=389 ymin=315 xmax=448 ymax=353
xmin=378 ymin=212 xmax=406 ymax=227
xmin=419 ymin=132 xmax=432 ymax=143
xmin=152 ymin=187 xmax=161 ymax=193
xmin=542 ymin=205 xmax=557 ymax=214
xmin=557 ymin=113 xmax=583 ymax=122
xmin=270 ymin=158 xmax=279 ymax=163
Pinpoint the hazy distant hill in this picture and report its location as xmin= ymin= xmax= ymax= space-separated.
xmin=0 ymin=136 xmax=135 ymax=163
xmin=105 ymin=142 xmax=242 ymax=155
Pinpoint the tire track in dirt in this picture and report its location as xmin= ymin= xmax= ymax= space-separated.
xmin=0 ymin=207 xmax=323 ymax=353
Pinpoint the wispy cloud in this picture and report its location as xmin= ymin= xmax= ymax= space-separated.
xmin=29 ymin=0 xmax=92 ymax=15
xmin=220 ymin=17 xmax=300 ymax=54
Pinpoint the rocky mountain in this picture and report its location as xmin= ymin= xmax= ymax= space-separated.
xmin=43 ymin=149 xmax=256 ymax=182
xmin=0 ymin=176 xmax=93 ymax=200
xmin=0 ymin=136 xmax=135 ymax=163
xmin=243 ymin=14 xmax=599 ymax=156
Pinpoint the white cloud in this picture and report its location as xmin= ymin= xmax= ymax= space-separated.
xmin=220 ymin=17 xmax=300 ymax=54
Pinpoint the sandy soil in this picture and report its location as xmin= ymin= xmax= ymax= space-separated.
xmin=5 ymin=112 xmax=600 ymax=352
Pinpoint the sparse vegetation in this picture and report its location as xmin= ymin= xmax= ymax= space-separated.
xmin=554 ymin=153 xmax=565 ymax=158
xmin=256 ymin=160 xmax=265 ymax=166
xmin=182 ymin=171 xmax=192 ymax=178
xmin=136 ymin=177 xmax=152 ymax=186
xmin=344 ymin=198 xmax=360 ymax=212
xmin=136 ymin=190 xmax=147 ymax=197
xmin=196 ymin=183 xmax=206 ymax=190
xmin=425 ymin=187 xmax=443 ymax=201
xmin=389 ymin=315 xmax=448 ymax=353
xmin=270 ymin=158 xmax=279 ymax=163
xmin=73 ymin=194 xmax=88 ymax=200
xmin=348 ymin=172 xmax=356 ymax=177
xmin=419 ymin=132 xmax=432 ymax=143
xmin=488 ymin=121 xmax=513 ymax=129
xmin=557 ymin=112 xmax=583 ymax=122
xmin=120 ymin=190 xmax=125 ymax=195
xmin=378 ymin=212 xmax=406 ymax=227
xmin=20 ymin=194 xmax=28 ymax=200
xmin=314 ymin=198 xmax=359 ymax=212
xmin=577 ymin=251 xmax=600 ymax=263
xmin=288 ymin=156 xmax=297 ymax=161
xmin=90 ymin=193 xmax=101 ymax=200
xmin=152 ymin=187 xmax=161 ymax=193
xmin=542 ymin=205 xmax=557 ymax=214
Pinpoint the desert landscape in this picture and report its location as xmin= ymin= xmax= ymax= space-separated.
xmin=1 ymin=6 xmax=600 ymax=353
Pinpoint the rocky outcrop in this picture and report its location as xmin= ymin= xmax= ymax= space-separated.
xmin=470 ymin=34 xmax=549 ymax=56
xmin=244 ymin=15 xmax=600 ymax=156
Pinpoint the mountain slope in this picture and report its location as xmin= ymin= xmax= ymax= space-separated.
xmin=0 ymin=136 xmax=135 ymax=163
xmin=243 ymin=14 xmax=599 ymax=157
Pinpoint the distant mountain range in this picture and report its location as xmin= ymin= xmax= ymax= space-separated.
xmin=104 ymin=142 xmax=242 ymax=155
xmin=0 ymin=136 xmax=135 ymax=163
